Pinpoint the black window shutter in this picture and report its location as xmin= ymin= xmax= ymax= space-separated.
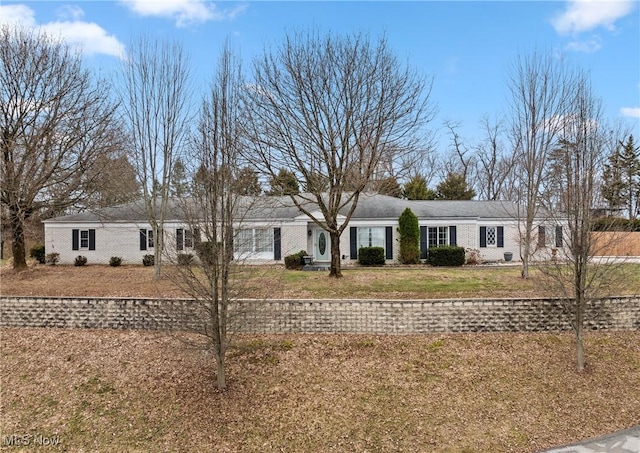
xmin=449 ymin=226 xmax=457 ymax=246
xmin=193 ymin=228 xmax=201 ymax=245
xmin=385 ymin=226 xmax=393 ymax=260
xmin=140 ymin=229 xmax=147 ymax=251
xmin=497 ymin=226 xmax=504 ymax=248
xmin=273 ymin=228 xmax=281 ymax=260
xmin=176 ymin=229 xmax=184 ymax=251
xmin=555 ymin=225 xmax=563 ymax=247
xmin=350 ymin=227 xmax=358 ymax=259
xmin=420 ymin=226 xmax=427 ymax=259
xmin=72 ymin=229 xmax=79 ymax=251
xmin=88 ymin=229 xmax=96 ymax=251
xmin=479 ymin=226 xmax=487 ymax=248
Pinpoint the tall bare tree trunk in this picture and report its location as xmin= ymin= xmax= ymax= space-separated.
xmin=10 ymin=209 xmax=26 ymax=269
xmin=329 ymin=231 xmax=342 ymax=278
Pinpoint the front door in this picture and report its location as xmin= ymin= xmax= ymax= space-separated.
xmin=314 ymin=229 xmax=330 ymax=262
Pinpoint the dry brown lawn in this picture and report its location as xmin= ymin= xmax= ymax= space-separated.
xmin=1 ymin=263 xmax=639 ymax=452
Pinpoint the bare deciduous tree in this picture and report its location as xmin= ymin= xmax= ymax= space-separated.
xmin=119 ymin=36 xmax=192 ymax=279
xmin=538 ymin=73 xmax=620 ymax=371
xmin=243 ymin=31 xmax=435 ymax=277
xmin=168 ymin=45 xmax=245 ymax=391
xmin=507 ymin=50 xmax=577 ymax=278
xmin=474 ymin=115 xmax=516 ymax=200
xmin=1 ymin=25 xmax=122 ymax=269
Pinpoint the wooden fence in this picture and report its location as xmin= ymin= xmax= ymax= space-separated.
xmin=591 ymin=231 xmax=640 ymax=256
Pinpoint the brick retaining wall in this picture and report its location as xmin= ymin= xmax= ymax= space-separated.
xmin=1 ymin=296 xmax=638 ymax=333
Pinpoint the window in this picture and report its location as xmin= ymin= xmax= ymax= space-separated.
xmin=428 ymin=226 xmax=449 ymax=247
xmin=80 ymin=230 xmax=89 ymax=249
xmin=234 ymin=228 xmax=273 ymax=255
xmin=140 ymin=229 xmax=154 ymax=251
xmin=176 ymin=228 xmax=195 ymax=251
xmin=480 ymin=226 xmax=504 ymax=248
xmin=357 ymin=227 xmax=385 ymax=249
xmin=350 ymin=226 xmax=393 ymax=260
xmin=487 ymin=227 xmax=497 ymax=246
xmin=537 ymin=225 xmax=563 ymax=248
xmin=72 ymin=229 xmax=95 ymax=251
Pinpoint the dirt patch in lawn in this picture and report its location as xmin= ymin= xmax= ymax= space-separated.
xmin=1 ymin=328 xmax=639 ymax=452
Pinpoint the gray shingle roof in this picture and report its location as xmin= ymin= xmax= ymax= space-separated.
xmin=44 ymin=194 xmax=523 ymax=224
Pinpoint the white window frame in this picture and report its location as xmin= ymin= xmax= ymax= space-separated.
xmin=485 ymin=226 xmax=497 ymax=247
xmin=428 ymin=226 xmax=449 ymax=247
xmin=357 ymin=227 xmax=385 ymax=250
xmin=176 ymin=228 xmax=194 ymax=250
xmin=234 ymin=228 xmax=273 ymax=258
xmin=146 ymin=229 xmax=154 ymax=249
xmin=79 ymin=229 xmax=90 ymax=250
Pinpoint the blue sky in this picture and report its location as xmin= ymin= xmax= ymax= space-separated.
xmin=2 ymin=0 xmax=639 ymax=150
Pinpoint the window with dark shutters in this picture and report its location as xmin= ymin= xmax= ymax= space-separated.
xmin=73 ymin=229 xmax=95 ymax=250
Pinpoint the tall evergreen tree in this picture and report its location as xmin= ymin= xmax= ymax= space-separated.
xmin=601 ymin=142 xmax=626 ymax=215
xmin=267 ymin=169 xmax=300 ymax=195
xmin=232 ymin=167 xmax=262 ymax=195
xmin=602 ymin=135 xmax=640 ymax=219
xmin=435 ymin=172 xmax=476 ymax=200
xmin=397 ymin=207 xmax=420 ymax=264
xmin=403 ymin=174 xmax=436 ymax=200
xmin=619 ymin=135 xmax=640 ymax=219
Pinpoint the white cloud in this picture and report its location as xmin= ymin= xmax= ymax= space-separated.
xmin=621 ymin=107 xmax=640 ymax=118
xmin=0 ymin=4 xmax=125 ymax=59
xmin=0 ymin=4 xmax=37 ymax=27
xmin=120 ymin=0 xmax=246 ymax=27
xmin=564 ymin=36 xmax=602 ymax=53
xmin=552 ymin=0 xmax=637 ymax=35
xmin=55 ymin=5 xmax=85 ymax=21
xmin=41 ymin=21 xmax=125 ymax=59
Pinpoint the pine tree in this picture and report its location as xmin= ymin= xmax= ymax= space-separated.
xmin=436 ymin=172 xmax=476 ymax=200
xmin=267 ymin=169 xmax=300 ymax=195
xmin=403 ymin=174 xmax=436 ymax=200
xmin=601 ymin=143 xmax=626 ymax=214
xmin=619 ymin=135 xmax=640 ymax=218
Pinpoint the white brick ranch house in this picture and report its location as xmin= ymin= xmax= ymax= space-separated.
xmin=43 ymin=194 xmax=564 ymax=266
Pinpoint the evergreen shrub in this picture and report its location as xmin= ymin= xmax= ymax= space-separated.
xmin=427 ymin=246 xmax=465 ymax=266
xmin=358 ymin=247 xmax=385 ymax=266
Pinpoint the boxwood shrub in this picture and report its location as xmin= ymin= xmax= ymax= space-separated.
xmin=358 ymin=247 xmax=385 ymax=266
xmin=74 ymin=255 xmax=88 ymax=266
xmin=142 ymin=254 xmax=154 ymax=267
xmin=284 ymin=250 xmax=308 ymax=270
xmin=29 ymin=244 xmax=46 ymax=264
xmin=177 ymin=253 xmax=194 ymax=266
xmin=427 ymin=246 xmax=465 ymax=267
